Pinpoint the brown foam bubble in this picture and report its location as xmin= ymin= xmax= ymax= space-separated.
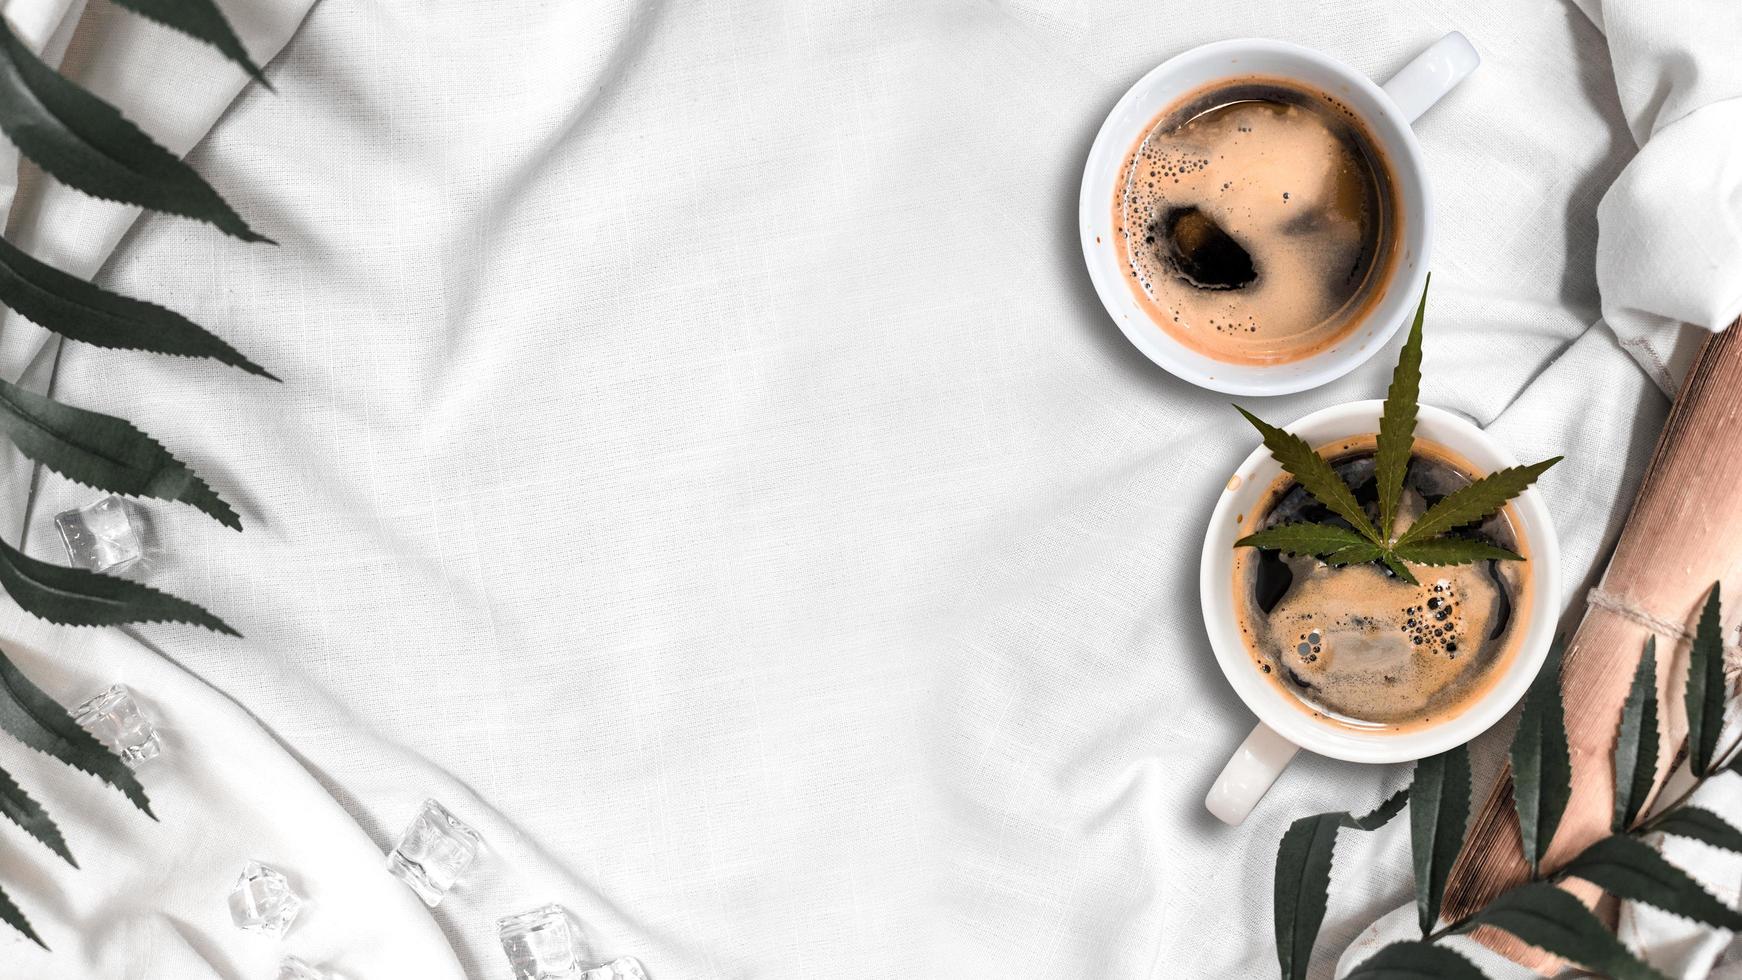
xmin=1232 ymin=437 xmax=1533 ymax=732
xmin=1112 ymin=76 xmax=1402 ymax=365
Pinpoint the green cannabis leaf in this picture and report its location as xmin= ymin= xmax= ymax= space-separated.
xmin=1464 ymin=883 xmax=1667 ymax=980
xmin=1510 ymin=637 xmax=1571 ymax=875
xmin=1344 ymin=941 xmax=1486 ymax=979
xmin=0 ymin=377 xmax=241 ymax=529
xmin=1653 ymin=808 xmax=1742 ymax=853
xmin=0 ymin=880 xmax=41 ymax=949
xmin=0 ymin=650 xmax=152 ymax=817
xmin=1274 ymin=790 xmax=1408 ymax=980
xmin=0 ymin=235 xmax=275 ymax=378
xmin=1612 ymin=639 xmax=1660 ymax=832
xmin=1685 ymin=585 xmax=1725 ymax=775
xmin=1233 ymin=282 xmax=1558 ymax=582
xmin=0 ymin=0 xmax=273 ymax=951
xmin=1390 ymin=537 xmax=1522 ymax=566
xmin=1375 ymin=274 xmax=1426 ymax=537
xmin=108 ymin=0 xmax=267 ymax=84
xmin=1236 ymin=405 xmax=1380 ymax=544
xmin=1561 ymin=834 xmax=1742 ymax=931
xmin=1411 ymin=744 xmax=1470 ymax=936
xmin=1393 ymin=459 xmax=1562 ymax=549
xmin=0 ymin=535 xmax=236 ymax=634
xmin=0 ymin=762 xmax=74 ymax=866
xmin=1236 ymin=522 xmax=1370 ymax=557
xmin=0 ymin=16 xmax=269 ymax=242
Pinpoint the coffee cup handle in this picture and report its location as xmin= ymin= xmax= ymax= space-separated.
xmin=1381 ymin=31 xmax=1480 ymax=125
xmin=1205 ymin=722 xmax=1301 ymax=826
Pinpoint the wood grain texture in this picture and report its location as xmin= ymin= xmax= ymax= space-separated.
xmin=1440 ymin=322 xmax=1742 ymax=970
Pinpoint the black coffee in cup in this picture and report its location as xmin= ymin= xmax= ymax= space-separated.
xmin=1233 ymin=437 xmax=1531 ymax=730
xmin=1114 ymin=76 xmax=1402 ymax=365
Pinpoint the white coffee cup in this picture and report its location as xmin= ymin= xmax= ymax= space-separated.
xmin=1202 ymin=401 xmax=1560 ymax=825
xmin=1079 ymin=34 xmax=1479 ymax=395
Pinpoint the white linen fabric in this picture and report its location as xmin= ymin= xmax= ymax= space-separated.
xmin=0 ymin=1 xmax=1734 ymax=978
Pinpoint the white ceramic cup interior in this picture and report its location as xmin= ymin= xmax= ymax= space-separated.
xmin=1079 ymin=34 xmax=1479 ymax=395
xmin=1201 ymin=402 xmax=1560 ymax=825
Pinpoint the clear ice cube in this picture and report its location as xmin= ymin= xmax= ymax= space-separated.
xmin=54 ymin=495 xmax=143 ymax=573
xmin=581 ymin=957 xmax=649 ymax=980
xmin=71 ymin=683 xmax=160 ymax=767
xmin=386 ymin=798 xmax=481 ymax=906
xmin=277 ymin=957 xmax=334 ymax=980
xmin=228 ymin=860 xmax=302 ymax=937
xmin=499 ymin=904 xmax=582 ymax=979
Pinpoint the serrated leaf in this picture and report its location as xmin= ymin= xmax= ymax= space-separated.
xmin=1562 ymin=834 xmax=1742 ymax=931
xmin=1395 ymin=458 xmax=1561 ymax=548
xmin=108 ymin=0 xmax=267 ymax=84
xmin=1236 ymin=405 xmax=1380 ymax=545
xmin=1511 ymin=637 xmax=1570 ymax=874
xmin=1686 ymin=584 xmax=1725 ymax=775
xmin=0 ymin=17 xmax=267 ymax=242
xmin=1376 ymin=279 xmax=1427 ymax=540
xmin=1654 ymin=807 xmax=1742 ymax=853
xmin=0 ymin=376 xmax=239 ymax=528
xmin=1274 ymin=790 xmax=1407 ymax=980
xmin=0 ymin=235 xmax=274 ymax=378
xmin=1465 ymin=882 xmax=1665 ymax=980
xmin=1391 ymin=537 xmax=1523 ymax=567
xmin=1381 ymin=552 xmax=1419 ymax=586
xmin=1411 ymin=744 xmax=1470 ymax=935
xmin=0 ymin=535 xmax=236 ymax=635
xmin=1344 ymin=940 xmax=1486 ymax=979
xmin=0 ymin=648 xmax=152 ymax=817
xmin=0 ymin=878 xmax=43 ymax=948
xmin=1346 ymin=788 xmax=1410 ymax=831
xmin=1236 ymin=522 xmax=1369 ymax=558
xmin=0 ymin=762 xmax=72 ymax=866
xmin=1613 ymin=638 xmax=1660 ymax=832
xmin=1325 ymin=543 xmax=1385 ymax=567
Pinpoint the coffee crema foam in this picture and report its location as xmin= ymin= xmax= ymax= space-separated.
xmin=1233 ymin=437 xmax=1532 ymax=732
xmin=1113 ymin=76 xmax=1401 ymax=365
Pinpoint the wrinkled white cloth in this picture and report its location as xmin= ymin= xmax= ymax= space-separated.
xmin=0 ymin=0 xmax=1735 ymax=978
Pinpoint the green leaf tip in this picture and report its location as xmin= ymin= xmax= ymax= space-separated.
xmin=1612 ymin=638 xmax=1660 ymax=832
xmin=1233 ymin=404 xmax=1380 ymax=546
xmin=0 ymin=649 xmax=154 ymax=819
xmin=0 ymin=377 xmax=243 ymax=529
xmin=0 ymin=535 xmax=238 ymax=638
xmin=1465 ymin=882 xmax=1667 ymax=980
xmin=0 ymin=879 xmax=44 ymax=948
xmin=1376 ymin=279 xmax=1426 ymax=539
xmin=1410 ymin=743 xmax=1470 ymax=936
xmin=0 ymin=235 xmax=276 ymax=379
xmin=1563 ymin=834 xmax=1742 ymax=932
xmin=1235 ymin=522 xmax=1369 ymax=557
xmin=0 ymin=762 xmax=75 ymax=867
xmin=1233 ymin=282 xmax=1558 ymax=582
xmin=1396 ymin=457 xmax=1561 ymax=549
xmin=108 ymin=0 xmax=271 ymax=87
xmin=0 ymin=16 xmax=268 ymax=242
xmin=1510 ymin=636 xmax=1571 ymax=875
xmin=1274 ymin=790 xmax=1407 ymax=980
xmin=1654 ymin=807 xmax=1742 ymax=853
xmin=1686 ymin=584 xmax=1725 ymax=775
xmin=1345 ymin=940 xmax=1485 ymax=979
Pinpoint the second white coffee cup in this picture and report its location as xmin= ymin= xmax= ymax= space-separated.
xmin=1201 ymin=401 xmax=1561 ymax=825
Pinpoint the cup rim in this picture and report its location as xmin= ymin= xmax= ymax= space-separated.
xmin=1199 ymin=401 xmax=1561 ymax=763
xmin=1079 ymin=37 xmax=1433 ymax=396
